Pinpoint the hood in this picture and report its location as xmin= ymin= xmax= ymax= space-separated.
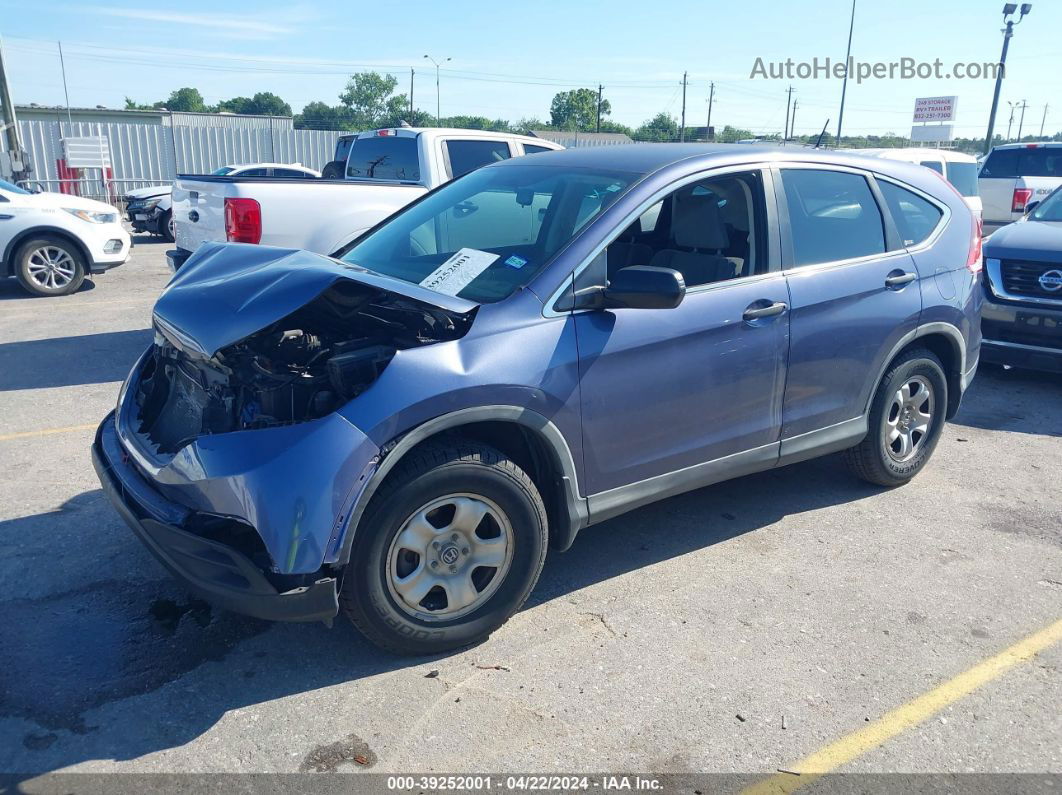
xmin=985 ymin=219 xmax=1062 ymax=263
xmin=154 ymin=241 xmax=478 ymax=356
xmin=124 ymin=185 xmax=172 ymax=200
xmin=27 ymin=191 xmax=121 ymax=215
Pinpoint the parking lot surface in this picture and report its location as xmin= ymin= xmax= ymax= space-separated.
xmin=1 ymin=238 xmax=1060 ymax=781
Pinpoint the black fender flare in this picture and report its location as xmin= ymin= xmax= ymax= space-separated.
xmin=2 ymin=226 xmax=94 ymax=277
xmin=862 ymin=321 xmax=967 ymax=418
xmin=336 ymin=406 xmax=589 ymax=565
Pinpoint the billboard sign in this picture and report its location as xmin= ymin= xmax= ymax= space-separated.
xmin=913 ymin=96 xmax=957 ymax=123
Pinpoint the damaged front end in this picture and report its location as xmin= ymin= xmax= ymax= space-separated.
xmin=93 ymin=242 xmax=477 ymax=622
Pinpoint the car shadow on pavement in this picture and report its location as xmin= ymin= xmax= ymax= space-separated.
xmin=0 ymin=454 xmax=880 ymax=777
xmin=0 ymin=278 xmax=97 ymax=301
xmin=0 ymin=329 xmax=152 ymax=391
xmin=950 ymin=364 xmax=1062 ymax=436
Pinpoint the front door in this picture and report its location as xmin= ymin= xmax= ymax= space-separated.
xmin=574 ymin=168 xmax=790 ymax=497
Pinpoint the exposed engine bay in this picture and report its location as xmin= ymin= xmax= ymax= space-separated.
xmin=133 ymin=281 xmax=473 ymax=454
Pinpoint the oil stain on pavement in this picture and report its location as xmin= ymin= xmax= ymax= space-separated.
xmin=0 ymin=579 xmax=268 ymax=736
xmin=300 ymin=733 xmax=377 ymax=772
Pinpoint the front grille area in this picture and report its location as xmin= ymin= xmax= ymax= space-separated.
xmin=1000 ymin=259 xmax=1062 ymax=301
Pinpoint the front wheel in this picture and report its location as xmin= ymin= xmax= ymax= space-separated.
xmin=159 ymin=210 xmax=175 ymax=242
xmin=340 ymin=440 xmax=548 ymax=655
xmin=844 ymin=348 xmax=948 ymax=487
xmin=15 ymin=237 xmax=86 ymax=297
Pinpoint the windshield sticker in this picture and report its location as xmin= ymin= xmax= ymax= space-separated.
xmin=420 ymin=248 xmax=499 ymax=296
xmin=504 ymin=255 xmax=528 ymax=269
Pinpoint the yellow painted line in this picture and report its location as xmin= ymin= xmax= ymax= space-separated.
xmin=744 ymin=617 xmax=1062 ymax=795
xmin=0 ymin=423 xmax=98 ymax=442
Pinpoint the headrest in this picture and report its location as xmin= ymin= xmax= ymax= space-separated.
xmin=672 ymin=190 xmax=729 ymax=250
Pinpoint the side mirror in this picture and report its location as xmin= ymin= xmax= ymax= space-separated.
xmin=602 ymin=265 xmax=685 ymax=309
xmin=1024 ymin=200 xmax=1040 ymax=216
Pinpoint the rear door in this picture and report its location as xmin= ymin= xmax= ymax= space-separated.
xmin=775 ymin=166 xmax=922 ymax=441
xmin=978 ymin=148 xmax=1019 ymax=226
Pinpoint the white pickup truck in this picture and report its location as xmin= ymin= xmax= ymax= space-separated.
xmin=978 ymin=142 xmax=1062 ymax=233
xmin=168 ymin=128 xmax=561 ymax=270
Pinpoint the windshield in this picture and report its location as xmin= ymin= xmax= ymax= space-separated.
xmin=211 ymin=166 xmax=235 ymax=176
xmin=339 ymin=164 xmax=636 ymax=303
xmin=0 ymin=178 xmax=30 ymax=195
xmin=945 ymin=161 xmax=978 ymax=197
xmin=1030 ymin=187 xmax=1062 ymax=222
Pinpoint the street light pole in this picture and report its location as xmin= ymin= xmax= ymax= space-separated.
xmin=1016 ymin=99 xmax=1028 ymax=140
xmin=423 ymin=54 xmax=451 ymax=125
xmin=984 ymin=3 xmax=1032 ymax=155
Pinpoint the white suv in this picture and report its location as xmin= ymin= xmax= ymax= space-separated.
xmin=0 ymin=179 xmax=130 ymax=297
xmin=978 ymin=142 xmax=1062 ymax=233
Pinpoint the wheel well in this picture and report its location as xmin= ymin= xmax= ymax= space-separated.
xmin=5 ymin=228 xmax=92 ymax=275
xmin=387 ymin=421 xmax=573 ymax=551
xmin=900 ymin=332 xmax=962 ymax=418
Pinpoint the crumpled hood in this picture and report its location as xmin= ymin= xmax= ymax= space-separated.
xmin=154 ymin=241 xmax=478 ymax=356
xmin=985 ymin=220 xmax=1062 ymax=262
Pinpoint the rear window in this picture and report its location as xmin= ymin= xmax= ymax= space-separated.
xmin=1017 ymin=148 xmax=1062 ymax=178
xmin=919 ymin=160 xmax=944 ymax=175
xmin=878 ymin=181 xmax=944 ymax=247
xmin=981 ymin=148 xmax=1018 ymax=178
xmin=444 ymin=139 xmax=511 ymax=179
xmin=346 ymin=136 xmax=421 ymax=181
xmin=945 ymin=162 xmax=979 ymax=197
xmin=334 ymin=136 xmax=354 ymax=163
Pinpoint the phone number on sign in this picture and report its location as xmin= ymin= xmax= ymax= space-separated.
xmin=387 ymin=775 xmax=595 ymax=791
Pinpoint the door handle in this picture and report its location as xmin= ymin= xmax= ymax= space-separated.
xmin=742 ymin=301 xmax=788 ymax=321
xmin=885 ymin=271 xmax=917 ymax=288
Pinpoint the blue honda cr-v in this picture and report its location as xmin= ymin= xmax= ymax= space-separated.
xmin=93 ymin=145 xmax=982 ymax=654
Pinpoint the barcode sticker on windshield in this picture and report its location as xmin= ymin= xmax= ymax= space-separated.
xmin=420 ymin=248 xmax=499 ymax=296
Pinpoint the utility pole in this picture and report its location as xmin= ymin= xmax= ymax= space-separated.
xmin=836 ymin=0 xmax=857 ymax=143
xmin=1016 ymin=99 xmax=1029 ymax=140
xmin=409 ymin=68 xmax=414 ymax=118
xmin=984 ymin=4 xmax=1032 ymax=155
xmin=0 ymin=36 xmax=29 ymax=181
xmin=1040 ymin=103 xmax=1049 ymax=138
xmin=790 ymin=99 xmax=799 ymax=140
xmin=784 ymin=85 xmax=795 ymax=141
xmin=679 ymin=71 xmax=688 ymax=142
xmin=423 ymin=55 xmax=451 ymax=125
xmin=1006 ymin=101 xmax=1016 ymax=141
xmin=705 ymin=81 xmax=715 ymax=141
xmin=58 ymin=41 xmax=73 ymax=131
xmin=596 ymin=84 xmax=603 ymax=133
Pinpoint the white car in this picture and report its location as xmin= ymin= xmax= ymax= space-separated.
xmin=124 ymin=162 xmax=320 ymax=242
xmin=0 ymin=179 xmax=130 ymax=297
xmin=978 ymin=142 xmax=1062 ymax=233
xmin=845 ymin=148 xmax=982 ymax=220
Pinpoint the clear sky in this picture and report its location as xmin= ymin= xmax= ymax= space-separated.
xmin=1 ymin=0 xmax=1059 ymax=139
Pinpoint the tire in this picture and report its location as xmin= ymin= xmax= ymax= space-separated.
xmin=340 ymin=439 xmax=548 ymax=655
xmin=844 ymin=348 xmax=948 ymax=487
xmin=159 ymin=210 xmax=175 ymax=242
xmin=14 ymin=236 xmax=86 ymax=297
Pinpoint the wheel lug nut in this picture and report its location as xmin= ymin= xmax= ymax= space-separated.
xmin=432 ymin=541 xmax=440 ymax=549
xmin=451 ymin=533 xmax=459 ymax=542
xmin=430 ymin=560 xmax=438 ymax=569
xmin=462 ymin=547 xmax=470 ymax=555
xmin=449 ymin=566 xmax=457 ymax=574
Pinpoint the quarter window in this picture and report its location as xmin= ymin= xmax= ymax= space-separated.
xmin=780 ymin=169 xmax=886 ymax=267
xmin=445 ymin=140 xmax=512 ymax=178
xmin=523 ymin=144 xmax=553 ymax=156
xmin=878 ymin=181 xmax=944 ymax=247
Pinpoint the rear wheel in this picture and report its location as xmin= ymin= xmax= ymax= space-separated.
xmin=15 ymin=237 xmax=86 ymax=297
xmin=340 ymin=440 xmax=548 ymax=655
xmin=844 ymin=348 xmax=947 ymax=487
xmin=159 ymin=210 xmax=175 ymax=242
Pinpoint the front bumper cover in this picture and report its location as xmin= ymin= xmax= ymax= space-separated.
xmin=93 ymin=415 xmax=340 ymax=622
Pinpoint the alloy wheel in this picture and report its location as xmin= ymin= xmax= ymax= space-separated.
xmin=385 ymin=493 xmax=514 ymax=621
xmin=883 ymin=375 xmax=934 ymax=463
xmin=26 ymin=246 xmax=76 ymax=291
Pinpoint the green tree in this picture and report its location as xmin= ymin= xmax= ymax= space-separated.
xmin=156 ymin=87 xmax=207 ymax=112
xmin=339 ymin=71 xmax=409 ymax=130
xmin=717 ymin=124 xmax=755 ymax=142
xmin=549 ymin=89 xmax=610 ymax=131
xmin=634 ymin=113 xmax=679 ymax=142
xmin=294 ymin=101 xmax=354 ymax=130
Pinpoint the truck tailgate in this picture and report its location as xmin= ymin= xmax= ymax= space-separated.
xmin=172 ymin=178 xmax=227 ymax=253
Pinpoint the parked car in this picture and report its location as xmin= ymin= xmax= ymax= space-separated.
xmin=93 ymin=144 xmax=982 ymax=654
xmin=320 ymin=134 xmax=355 ymax=179
xmin=167 ymin=128 xmax=562 ymax=270
xmin=125 ymin=163 xmax=319 ymax=243
xmin=978 ymin=142 xmax=1062 ymax=233
xmin=981 ymin=183 xmax=1062 ymax=372
xmin=846 ymin=148 xmax=981 ymax=220
xmin=0 ymin=178 xmax=129 ymax=296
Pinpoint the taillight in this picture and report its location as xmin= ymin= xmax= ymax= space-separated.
xmin=966 ymin=214 xmax=983 ymax=274
xmin=1012 ymin=188 xmax=1033 ymax=214
xmin=224 ymin=197 xmax=261 ymax=244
